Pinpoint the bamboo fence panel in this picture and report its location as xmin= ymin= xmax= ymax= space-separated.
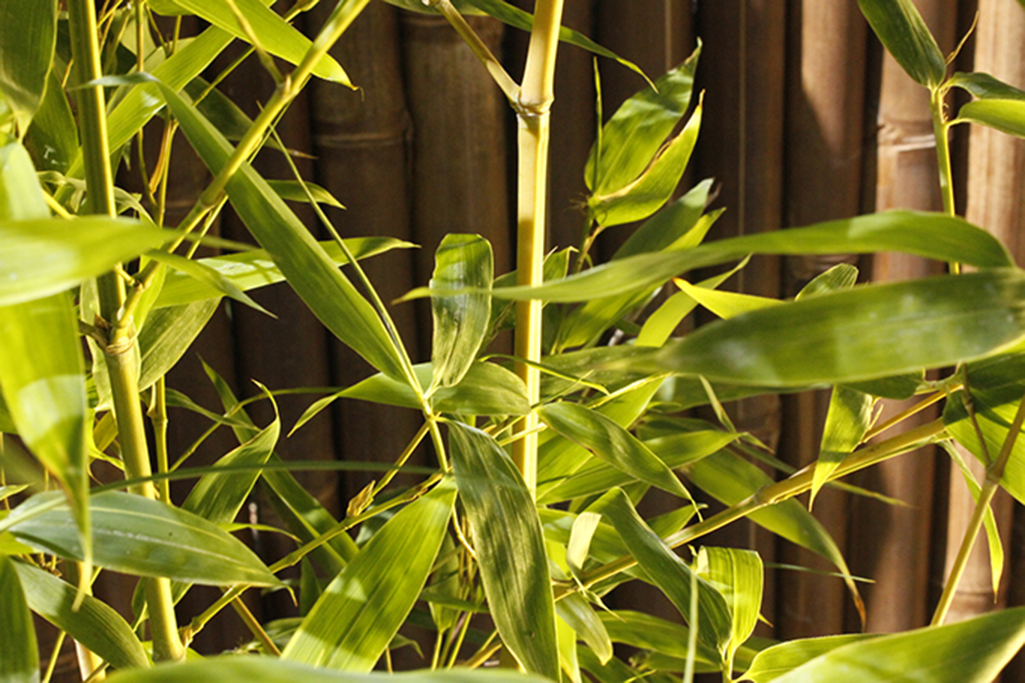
xmin=307 ymin=3 xmax=424 ymax=504
xmin=942 ymin=0 xmax=1025 ymax=628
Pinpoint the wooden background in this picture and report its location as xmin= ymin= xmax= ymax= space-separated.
xmin=48 ymin=0 xmax=1025 ymax=679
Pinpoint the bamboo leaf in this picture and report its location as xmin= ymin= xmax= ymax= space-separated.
xmin=152 ymin=0 xmax=350 ymax=84
xmin=428 ymin=235 xmax=493 ymax=392
xmin=267 ymin=180 xmax=345 ymax=208
xmin=857 ymin=0 xmax=946 ymax=86
xmin=139 ymin=73 xmax=406 ymax=380
xmin=14 ymin=560 xmax=150 ymax=670
xmin=0 ymin=556 xmax=37 ymax=683
xmin=138 ymin=300 xmax=220 ymax=395
xmin=810 ymin=387 xmax=874 ymax=507
xmin=146 ymin=251 xmax=273 ymax=316
xmin=635 ymin=271 xmax=1025 ymax=387
xmin=8 ymin=491 xmax=281 ymax=586
xmin=599 ymin=610 xmax=721 ymax=673
xmin=104 ymin=656 xmax=553 ymax=683
xmin=769 ymin=607 xmax=1025 ymax=682
xmin=696 ymin=547 xmax=763 ymax=672
xmin=448 ymin=423 xmax=560 ymax=680
xmin=556 ymin=592 xmax=613 ymax=664
xmin=589 ymin=104 xmax=701 ymax=228
xmin=948 ymin=72 xmax=1025 ymax=101
xmin=153 ymin=238 xmax=411 ymax=309
xmin=614 ymin=179 xmax=715 ymax=259
xmin=282 ymin=480 xmax=456 ymax=670
xmin=741 ymin=634 xmax=878 ymax=683
xmin=537 ymin=402 xmax=691 ymax=500
xmin=795 ymin=263 xmax=859 ymax=300
xmin=491 ymin=212 xmax=1012 ymax=302
xmin=0 ymin=0 xmax=56 ymax=132
xmin=586 ymin=45 xmax=700 ymax=196
xmin=957 ymin=99 xmax=1025 ymax=139
xmin=590 ymin=488 xmax=731 ymax=656
xmin=675 ymin=278 xmax=780 ymax=319
xmin=635 ymin=260 xmax=743 ymax=348
xmin=25 ymin=68 xmax=78 ymax=174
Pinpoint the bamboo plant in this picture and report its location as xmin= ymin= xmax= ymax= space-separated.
xmin=4 ymin=0 xmax=1025 ymax=682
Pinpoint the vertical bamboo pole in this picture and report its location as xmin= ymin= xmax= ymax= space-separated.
xmin=942 ymin=0 xmax=1024 ymax=625
xmin=693 ymin=0 xmax=785 ymax=636
xmin=851 ymin=0 xmax=956 ymax=633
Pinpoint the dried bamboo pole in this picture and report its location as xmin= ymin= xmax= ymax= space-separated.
xmin=307 ymin=2 xmax=424 ymax=504
xmin=941 ymin=0 xmax=1024 ymax=626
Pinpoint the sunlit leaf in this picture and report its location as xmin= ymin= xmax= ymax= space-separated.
xmin=948 ymin=72 xmax=1025 ymax=101
xmin=741 ymin=634 xmax=877 ymax=683
xmin=810 ymin=387 xmax=874 ymax=506
xmin=696 ymin=547 xmax=763 ymax=674
xmin=857 ymin=0 xmax=946 ymax=86
xmin=556 ymin=592 xmax=613 ymax=664
xmin=146 ymin=250 xmax=272 ymax=316
xmin=0 ymin=555 xmax=37 ymax=683
xmin=957 ymin=99 xmax=1025 ymax=139
xmin=449 ymin=423 xmax=560 ymax=680
xmin=282 ymin=481 xmax=456 ymax=670
xmin=0 ymin=0 xmax=56 ymax=132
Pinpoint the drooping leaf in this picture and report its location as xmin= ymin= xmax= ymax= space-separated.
xmin=0 ymin=555 xmax=37 ymax=683
xmin=0 ymin=0 xmax=56 ymax=132
xmin=538 ymin=402 xmax=691 ymax=500
xmin=675 ymin=278 xmax=780 ymax=319
xmin=146 ymin=250 xmax=272 ymax=315
xmin=741 ymin=634 xmax=878 ymax=683
xmin=614 ymin=179 xmax=715 ymax=259
xmin=282 ymin=480 xmax=456 ymax=670
xmin=957 ymin=99 xmax=1025 ymax=139
xmin=428 ymin=235 xmax=493 ymax=392
xmin=492 ymin=212 xmax=1012 ymax=302
xmin=590 ymin=488 xmax=731 ymax=657
xmin=696 ymin=547 xmax=763 ymax=674
xmin=150 ymin=0 xmax=350 ymax=84
xmin=948 ymin=72 xmax=1025 ymax=101
xmin=267 ymin=180 xmax=346 ymax=208
xmin=598 ymin=610 xmax=721 ymax=674
xmin=556 ymin=592 xmax=613 ymax=664
xmin=448 ymin=423 xmax=560 ymax=680
xmin=810 ymin=386 xmax=874 ymax=506
xmin=137 ymin=300 xmax=220 ymax=395
xmin=857 ymin=0 xmax=946 ymax=86
xmin=795 ymin=263 xmax=860 ymax=300
xmin=14 ymin=560 xmax=150 ymax=670
xmin=770 ymin=607 xmax=1025 ymax=683
xmin=105 ymin=656 xmax=553 ymax=683
xmin=8 ymin=491 xmax=280 ymax=586
xmin=153 ymin=237 xmax=412 ymax=309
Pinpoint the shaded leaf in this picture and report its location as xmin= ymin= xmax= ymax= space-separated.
xmin=0 ymin=555 xmax=37 ymax=683
xmin=696 ymin=547 xmax=763 ymax=672
xmin=146 ymin=251 xmax=272 ymax=315
xmin=267 ymin=180 xmax=345 ymax=208
xmin=948 ymin=72 xmax=1025 ymax=101
xmin=857 ymin=0 xmax=946 ymax=86
xmin=599 ymin=610 xmax=721 ymax=673
xmin=282 ymin=481 xmax=456 ymax=670
xmin=25 ymin=68 xmax=78 ymax=174
xmin=0 ymin=0 xmax=56 ymax=131
xmin=449 ymin=423 xmax=560 ymax=680
xmin=795 ymin=263 xmax=859 ymax=300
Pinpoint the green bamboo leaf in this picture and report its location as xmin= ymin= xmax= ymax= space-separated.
xmin=448 ymin=423 xmax=560 ymax=680
xmin=0 ymin=556 xmax=37 ymax=683
xmin=105 ymin=656 xmax=553 ymax=683
xmin=0 ymin=141 xmax=91 ymax=583
xmin=8 ymin=491 xmax=281 ymax=586
xmin=14 ymin=560 xmax=150 ymax=670
xmin=945 ymin=395 xmax=1025 ymax=505
xmin=957 ymin=99 xmax=1025 ymax=139
xmin=567 ymin=512 xmax=602 ymax=580
xmin=267 ymin=180 xmax=345 ymax=208
xmin=282 ymin=480 xmax=456 ymax=670
xmin=0 ymin=0 xmax=56 ymax=132
xmin=138 ymin=73 xmax=406 ymax=380
xmin=589 ymin=103 xmax=701 ymax=228
xmin=537 ymin=402 xmax=691 ymax=500
xmin=770 ymin=607 xmax=1025 ymax=683
xmin=491 ymin=212 xmax=1012 ymax=302
xmin=586 ymin=44 xmax=700 ymax=196
xmin=589 ymin=488 xmax=731 ymax=657
xmin=146 ymin=251 xmax=272 ymax=316
xmin=675 ymin=278 xmax=780 ymax=319
xmin=636 ymin=260 xmax=743 ymax=348
xmin=137 ymin=300 xmax=220 ymax=395
xmin=428 ymin=234 xmax=493 ymax=392
xmin=810 ymin=387 xmax=874 ymax=507
xmin=741 ymin=634 xmax=878 ymax=683
xmin=540 ymin=429 xmax=738 ymax=504
xmin=614 ymin=179 xmax=715 ymax=259
xmin=152 ymin=0 xmax=350 ymax=84
xmin=636 ymin=271 xmax=1025 ymax=387
xmin=556 ymin=614 xmax=581 ymax=683
xmin=579 ymin=648 xmax=689 ymax=683
xmin=599 ymin=610 xmax=721 ymax=674
xmin=25 ymin=68 xmax=78 ymax=174
xmin=857 ymin=0 xmax=946 ymax=86
xmin=795 ymin=263 xmax=859 ymax=300
xmin=556 ymin=592 xmax=613 ymax=664
xmin=696 ymin=547 xmax=763 ymax=673
xmin=948 ymin=72 xmax=1025 ymax=101
xmin=153 ymin=238 xmax=411 ymax=309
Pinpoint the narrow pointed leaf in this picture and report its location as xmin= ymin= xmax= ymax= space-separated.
xmin=810 ymin=387 xmax=873 ymax=506
xmin=282 ymin=481 xmax=456 ymax=670
xmin=267 ymin=180 xmax=345 ymax=208
xmin=742 ymin=634 xmax=878 ymax=683
xmin=591 ymin=488 xmax=731 ymax=656
xmin=599 ymin=610 xmax=722 ymax=673
xmin=857 ymin=0 xmax=946 ymax=86
xmin=676 ymin=278 xmax=780 ymax=319
xmin=25 ymin=68 xmax=78 ymax=174
xmin=538 ymin=402 xmax=691 ymax=500
xmin=0 ymin=556 xmax=37 ymax=683
xmin=492 ymin=212 xmax=1012 ymax=302
xmin=449 ymin=423 xmax=560 ymax=680
xmin=586 ymin=45 xmax=700 ymax=195
xmin=0 ymin=0 xmax=56 ymax=131
xmin=137 ymin=300 xmax=220 ymax=395
xmin=772 ymin=607 xmax=1025 ymax=683
xmin=153 ymin=237 xmax=412 ymax=308
xmin=429 ymin=235 xmax=493 ymax=392
xmin=696 ymin=547 xmax=763 ymax=670
xmin=948 ymin=72 xmax=1025 ymax=101
xmin=14 ymin=561 xmax=149 ymax=670
xmin=104 ymin=656 xmax=552 ymax=683
xmin=556 ymin=592 xmax=613 ymax=664
xmin=957 ymin=99 xmax=1025 ymax=139
xmin=146 ymin=251 xmax=272 ymax=315
xmin=155 ymin=0 xmax=350 ymax=84
xmin=614 ymin=179 xmax=715 ymax=259
xmin=636 ymin=262 xmax=742 ymax=348
xmin=795 ymin=263 xmax=859 ymax=300
xmin=8 ymin=491 xmax=280 ymax=586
